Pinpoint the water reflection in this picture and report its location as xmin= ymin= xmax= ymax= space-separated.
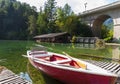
xmin=71 ymin=43 xmax=96 ymax=49
xmin=19 ymin=72 xmax=32 ymax=83
xmin=38 ymin=43 xmax=120 ymax=62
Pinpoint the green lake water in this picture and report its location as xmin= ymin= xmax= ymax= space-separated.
xmin=0 ymin=40 xmax=120 ymax=84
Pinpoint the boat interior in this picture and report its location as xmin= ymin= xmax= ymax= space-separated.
xmin=30 ymin=51 xmax=87 ymax=69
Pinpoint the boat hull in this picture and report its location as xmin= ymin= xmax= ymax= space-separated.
xmin=29 ymin=58 xmax=117 ymax=84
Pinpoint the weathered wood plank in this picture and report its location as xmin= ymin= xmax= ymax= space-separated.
xmin=100 ymin=62 xmax=112 ymax=68
xmin=0 ymin=66 xmax=32 ymax=84
xmin=113 ymin=67 xmax=120 ymax=74
xmin=109 ymin=64 xmax=120 ymax=72
xmin=106 ymin=63 xmax=118 ymax=70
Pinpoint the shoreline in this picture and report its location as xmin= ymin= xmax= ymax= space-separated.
xmin=105 ymin=43 xmax=120 ymax=46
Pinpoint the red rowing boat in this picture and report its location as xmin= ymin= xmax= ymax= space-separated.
xmin=27 ymin=50 xmax=117 ymax=84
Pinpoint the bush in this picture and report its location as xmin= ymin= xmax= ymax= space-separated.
xmin=71 ymin=36 xmax=76 ymax=43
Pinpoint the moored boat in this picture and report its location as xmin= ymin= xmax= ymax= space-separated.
xmin=27 ymin=50 xmax=118 ymax=84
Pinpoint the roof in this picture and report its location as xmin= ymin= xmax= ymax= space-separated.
xmin=34 ymin=32 xmax=68 ymax=39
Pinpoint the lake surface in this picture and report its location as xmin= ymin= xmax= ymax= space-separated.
xmin=0 ymin=40 xmax=120 ymax=84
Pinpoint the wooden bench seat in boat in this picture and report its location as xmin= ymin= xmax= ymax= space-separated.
xmin=50 ymin=57 xmax=87 ymax=69
xmin=33 ymin=54 xmax=52 ymax=58
xmin=51 ymin=59 xmax=72 ymax=64
xmin=31 ymin=50 xmax=47 ymax=54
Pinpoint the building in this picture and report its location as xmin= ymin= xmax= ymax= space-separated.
xmin=34 ymin=32 xmax=71 ymax=43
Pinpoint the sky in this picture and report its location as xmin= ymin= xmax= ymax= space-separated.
xmin=17 ymin=0 xmax=118 ymax=14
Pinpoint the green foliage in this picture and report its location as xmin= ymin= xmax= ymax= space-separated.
xmin=37 ymin=1 xmax=93 ymax=37
xmin=95 ymin=39 xmax=105 ymax=48
xmin=37 ymin=0 xmax=59 ymax=34
xmin=0 ymin=0 xmax=93 ymax=40
xmin=44 ymin=0 xmax=57 ymax=21
xmin=101 ymin=25 xmax=113 ymax=42
xmin=28 ymin=15 xmax=37 ymax=39
xmin=37 ymin=9 xmax=48 ymax=34
xmin=56 ymin=14 xmax=93 ymax=36
xmin=0 ymin=0 xmax=37 ymax=40
xmin=71 ymin=36 xmax=76 ymax=43
xmin=63 ymin=4 xmax=74 ymax=17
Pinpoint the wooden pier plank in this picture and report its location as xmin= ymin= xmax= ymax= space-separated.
xmin=100 ymin=62 xmax=112 ymax=68
xmin=5 ymin=77 xmax=29 ymax=84
xmin=109 ymin=64 xmax=120 ymax=72
xmin=0 ymin=67 xmax=32 ymax=84
xmin=113 ymin=67 xmax=120 ymax=74
xmin=106 ymin=63 xmax=118 ymax=70
xmin=96 ymin=62 xmax=107 ymax=67
xmin=0 ymin=75 xmax=21 ymax=83
xmin=85 ymin=60 xmax=120 ymax=74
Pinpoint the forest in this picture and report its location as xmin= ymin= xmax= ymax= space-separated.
xmin=0 ymin=0 xmax=93 ymax=40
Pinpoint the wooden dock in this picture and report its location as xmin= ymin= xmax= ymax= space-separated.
xmin=85 ymin=60 xmax=120 ymax=84
xmin=0 ymin=67 xmax=32 ymax=84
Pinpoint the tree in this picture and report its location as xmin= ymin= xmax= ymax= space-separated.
xmin=37 ymin=10 xmax=48 ymax=34
xmin=0 ymin=0 xmax=93 ymax=40
xmin=101 ymin=25 xmax=113 ymax=42
xmin=55 ymin=4 xmax=75 ymax=34
xmin=44 ymin=0 xmax=57 ymax=21
xmin=28 ymin=15 xmax=37 ymax=39
xmin=37 ymin=0 xmax=58 ymax=34
xmin=44 ymin=0 xmax=57 ymax=33
xmin=63 ymin=4 xmax=74 ymax=17
xmin=56 ymin=7 xmax=93 ymax=36
xmin=0 ymin=0 xmax=37 ymax=40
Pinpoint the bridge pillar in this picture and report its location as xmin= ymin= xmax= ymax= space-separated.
xmin=113 ymin=24 xmax=120 ymax=42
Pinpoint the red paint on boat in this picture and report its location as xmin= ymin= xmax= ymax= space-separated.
xmin=49 ymin=55 xmax=67 ymax=61
xmin=31 ymin=60 xmax=116 ymax=84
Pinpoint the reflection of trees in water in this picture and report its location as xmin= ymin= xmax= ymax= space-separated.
xmin=19 ymin=72 xmax=32 ymax=83
xmin=27 ymin=61 xmax=63 ymax=84
xmin=36 ymin=42 xmax=120 ymax=62
xmin=71 ymin=43 xmax=96 ymax=49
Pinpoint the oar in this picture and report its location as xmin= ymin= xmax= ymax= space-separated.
xmin=22 ymin=54 xmax=31 ymax=58
xmin=62 ymin=52 xmax=87 ymax=69
xmin=62 ymin=52 xmax=73 ymax=59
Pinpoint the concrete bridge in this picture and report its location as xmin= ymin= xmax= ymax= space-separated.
xmin=80 ymin=1 xmax=120 ymax=42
